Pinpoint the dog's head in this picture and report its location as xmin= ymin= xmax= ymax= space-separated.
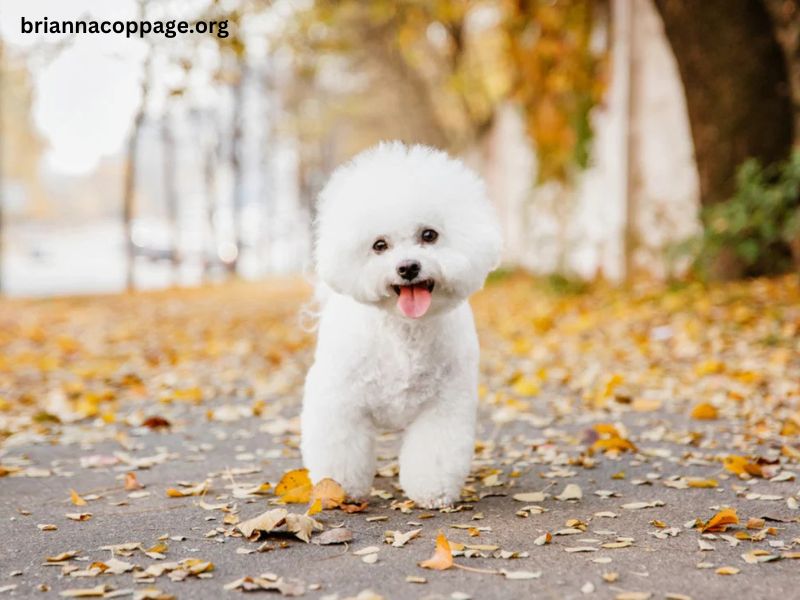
xmin=314 ymin=142 xmax=502 ymax=319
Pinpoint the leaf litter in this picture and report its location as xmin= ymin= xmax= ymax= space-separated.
xmin=1 ymin=276 xmax=799 ymax=597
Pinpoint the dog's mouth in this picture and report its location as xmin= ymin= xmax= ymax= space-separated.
xmin=392 ymin=279 xmax=434 ymax=319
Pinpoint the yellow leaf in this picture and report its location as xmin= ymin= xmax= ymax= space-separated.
xmin=695 ymin=360 xmax=724 ymax=376
xmin=690 ymin=402 xmax=718 ymax=420
xmin=715 ymin=566 xmax=740 ymax=575
xmin=780 ymin=418 xmax=800 ymax=436
xmin=701 ymin=508 xmax=739 ymax=533
xmin=69 ymin=489 xmax=87 ymax=506
xmin=591 ymin=437 xmax=636 ymax=454
xmin=165 ymin=480 xmax=209 ymax=498
xmin=147 ymin=542 xmax=168 ymax=554
xmin=419 ymin=532 xmax=453 ymax=570
xmin=593 ymin=423 xmax=620 ymax=437
xmin=511 ymin=377 xmax=540 ymax=397
xmin=686 ymin=478 xmax=718 ymax=489
xmin=275 ymin=469 xmax=312 ymax=504
xmin=723 ymin=455 xmax=763 ymax=478
xmin=590 ymin=423 xmax=636 ymax=454
xmin=306 ymin=498 xmax=322 ymax=516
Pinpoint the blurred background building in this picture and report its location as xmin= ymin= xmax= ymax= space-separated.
xmin=1 ymin=0 xmax=798 ymax=296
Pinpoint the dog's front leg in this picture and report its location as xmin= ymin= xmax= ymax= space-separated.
xmin=300 ymin=396 xmax=376 ymax=500
xmin=398 ymin=395 xmax=476 ymax=509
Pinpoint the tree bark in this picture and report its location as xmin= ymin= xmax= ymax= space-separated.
xmin=654 ymin=0 xmax=794 ymax=209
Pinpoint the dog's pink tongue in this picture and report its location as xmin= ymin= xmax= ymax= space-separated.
xmin=397 ymin=284 xmax=432 ymax=318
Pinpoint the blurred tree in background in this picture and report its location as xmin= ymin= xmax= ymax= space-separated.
xmin=3 ymin=0 xmax=800 ymax=296
xmin=655 ymin=0 xmax=800 ymax=278
xmin=284 ymin=0 xmax=606 ymax=184
xmin=506 ymin=0 xmax=606 ymax=182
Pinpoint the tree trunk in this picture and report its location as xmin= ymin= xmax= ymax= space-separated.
xmin=654 ymin=0 xmax=793 ymax=205
xmin=654 ymin=0 xmax=794 ymax=278
xmin=764 ymin=0 xmax=800 ymax=148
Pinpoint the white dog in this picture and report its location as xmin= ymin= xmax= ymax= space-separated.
xmin=300 ymin=142 xmax=501 ymax=508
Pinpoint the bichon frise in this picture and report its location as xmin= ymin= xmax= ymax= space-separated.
xmin=301 ymin=142 xmax=501 ymax=508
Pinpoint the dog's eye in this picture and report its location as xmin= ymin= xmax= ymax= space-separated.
xmin=420 ymin=229 xmax=438 ymax=244
xmin=372 ymin=238 xmax=389 ymax=254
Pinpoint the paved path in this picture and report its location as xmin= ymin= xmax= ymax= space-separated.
xmin=1 ymin=278 xmax=799 ymax=599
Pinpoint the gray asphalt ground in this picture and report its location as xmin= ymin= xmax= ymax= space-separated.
xmin=2 ymin=392 xmax=799 ymax=600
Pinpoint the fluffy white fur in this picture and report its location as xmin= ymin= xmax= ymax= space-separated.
xmin=300 ymin=142 xmax=502 ymax=508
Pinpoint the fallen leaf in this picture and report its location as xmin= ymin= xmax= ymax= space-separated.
xmin=534 ymin=532 xmax=552 ymax=546
xmin=306 ymin=499 xmax=323 ymax=516
xmin=701 ymin=508 xmax=739 ymax=533
xmin=284 ymin=512 xmax=323 ymax=543
xmin=622 ymin=501 xmax=664 ymax=510
xmin=690 ymin=402 xmax=718 ymax=420
xmin=419 ymin=532 xmax=453 ymax=570
xmin=275 ymin=469 xmax=312 ymax=504
xmin=59 ymin=586 xmax=109 ymax=598
xmin=512 ymin=492 xmax=546 ymax=503
xmin=313 ymin=528 xmax=353 ymax=545
xmin=309 ymin=478 xmax=345 ymax=510
xmin=502 ymin=570 xmax=541 ymax=580
xmin=142 ymin=416 xmax=171 ymax=429
xmin=555 ymin=484 xmax=582 ymax=501
xmin=237 ymin=508 xmax=289 ymax=538
xmin=388 ymin=529 xmax=421 ymax=548
xmin=686 ymin=479 xmax=718 ymax=489
xmin=166 ymin=480 xmax=209 ymax=498
xmin=47 ymin=551 xmax=79 ymax=562
xmin=65 ymin=513 xmax=92 ymax=521
xmin=69 ymin=489 xmax=87 ymax=506
xmin=723 ymin=455 xmax=763 ymax=478
xmin=223 ymin=575 xmax=305 ymax=596
xmin=124 ymin=472 xmax=143 ymax=491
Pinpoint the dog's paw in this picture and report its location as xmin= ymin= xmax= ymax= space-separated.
xmin=413 ymin=495 xmax=455 ymax=510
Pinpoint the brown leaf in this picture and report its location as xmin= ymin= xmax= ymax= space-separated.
xmin=284 ymin=513 xmax=323 ymax=543
xmin=309 ymin=478 xmax=345 ymax=510
xmin=236 ymin=508 xmax=288 ymax=538
xmin=340 ymin=501 xmax=369 ymax=513
xmin=142 ymin=416 xmax=171 ymax=429
xmin=701 ymin=508 xmax=739 ymax=533
xmin=124 ymin=472 xmax=143 ymax=491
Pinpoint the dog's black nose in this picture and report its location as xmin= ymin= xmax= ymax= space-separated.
xmin=397 ymin=260 xmax=421 ymax=281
